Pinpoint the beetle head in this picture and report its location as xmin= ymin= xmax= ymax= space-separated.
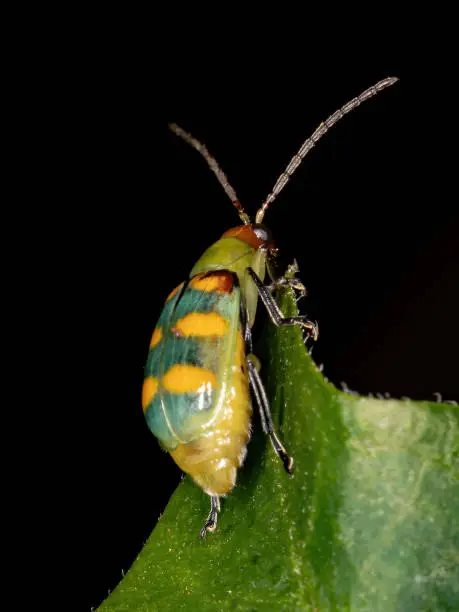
xmin=221 ymin=224 xmax=278 ymax=256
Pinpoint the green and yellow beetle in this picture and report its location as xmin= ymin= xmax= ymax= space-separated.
xmin=142 ymin=77 xmax=398 ymax=537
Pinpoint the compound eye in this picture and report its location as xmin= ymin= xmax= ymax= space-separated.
xmin=252 ymin=224 xmax=272 ymax=244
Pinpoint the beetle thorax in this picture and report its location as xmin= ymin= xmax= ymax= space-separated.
xmin=190 ymin=225 xmax=270 ymax=326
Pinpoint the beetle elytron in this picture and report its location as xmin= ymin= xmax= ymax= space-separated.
xmin=142 ymin=77 xmax=398 ymax=537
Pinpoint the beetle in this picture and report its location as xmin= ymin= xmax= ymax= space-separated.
xmin=142 ymin=77 xmax=398 ymax=538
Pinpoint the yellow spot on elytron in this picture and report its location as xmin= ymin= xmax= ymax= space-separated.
xmin=142 ymin=377 xmax=159 ymax=412
xmin=175 ymin=312 xmax=228 ymax=337
xmin=166 ymin=282 xmax=184 ymax=302
xmin=149 ymin=327 xmax=162 ymax=348
xmin=163 ymin=364 xmax=218 ymax=394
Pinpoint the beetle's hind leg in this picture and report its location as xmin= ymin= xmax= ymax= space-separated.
xmin=246 ymin=356 xmax=294 ymax=474
xmin=200 ymin=495 xmax=220 ymax=539
xmin=247 ymin=267 xmax=319 ymax=341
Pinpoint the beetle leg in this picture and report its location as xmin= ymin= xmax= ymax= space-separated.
xmin=246 ymin=356 xmax=294 ymax=474
xmin=200 ymin=495 xmax=220 ymax=539
xmin=266 ymin=276 xmax=307 ymax=302
xmin=247 ymin=267 xmax=319 ymax=341
xmin=265 ymin=260 xmax=306 ymax=301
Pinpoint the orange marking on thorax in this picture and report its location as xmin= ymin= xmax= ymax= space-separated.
xmin=142 ymin=376 xmax=159 ymax=412
xmin=174 ymin=312 xmax=228 ymax=337
xmin=149 ymin=327 xmax=162 ymax=348
xmin=221 ymin=225 xmax=263 ymax=249
xmin=189 ymin=272 xmax=234 ymax=294
xmin=162 ymin=364 xmax=218 ymax=394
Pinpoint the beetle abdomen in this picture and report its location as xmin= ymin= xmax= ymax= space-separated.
xmin=170 ymin=332 xmax=251 ymax=495
xmin=143 ymin=271 xmax=252 ymax=493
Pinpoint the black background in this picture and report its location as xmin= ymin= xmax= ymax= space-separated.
xmin=39 ymin=43 xmax=458 ymax=611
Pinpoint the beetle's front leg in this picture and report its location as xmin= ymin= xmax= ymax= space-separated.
xmin=247 ymin=267 xmax=319 ymax=341
xmin=266 ymin=259 xmax=306 ymax=301
xmin=266 ymin=276 xmax=307 ymax=302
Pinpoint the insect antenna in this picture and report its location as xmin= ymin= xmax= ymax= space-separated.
xmin=255 ymin=76 xmax=399 ymax=223
xmin=169 ymin=123 xmax=251 ymax=225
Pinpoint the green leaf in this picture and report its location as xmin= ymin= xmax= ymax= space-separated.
xmin=99 ymin=288 xmax=459 ymax=611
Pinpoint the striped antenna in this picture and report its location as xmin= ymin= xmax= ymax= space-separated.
xmin=255 ymin=76 xmax=399 ymax=224
xmin=169 ymin=123 xmax=251 ymax=225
